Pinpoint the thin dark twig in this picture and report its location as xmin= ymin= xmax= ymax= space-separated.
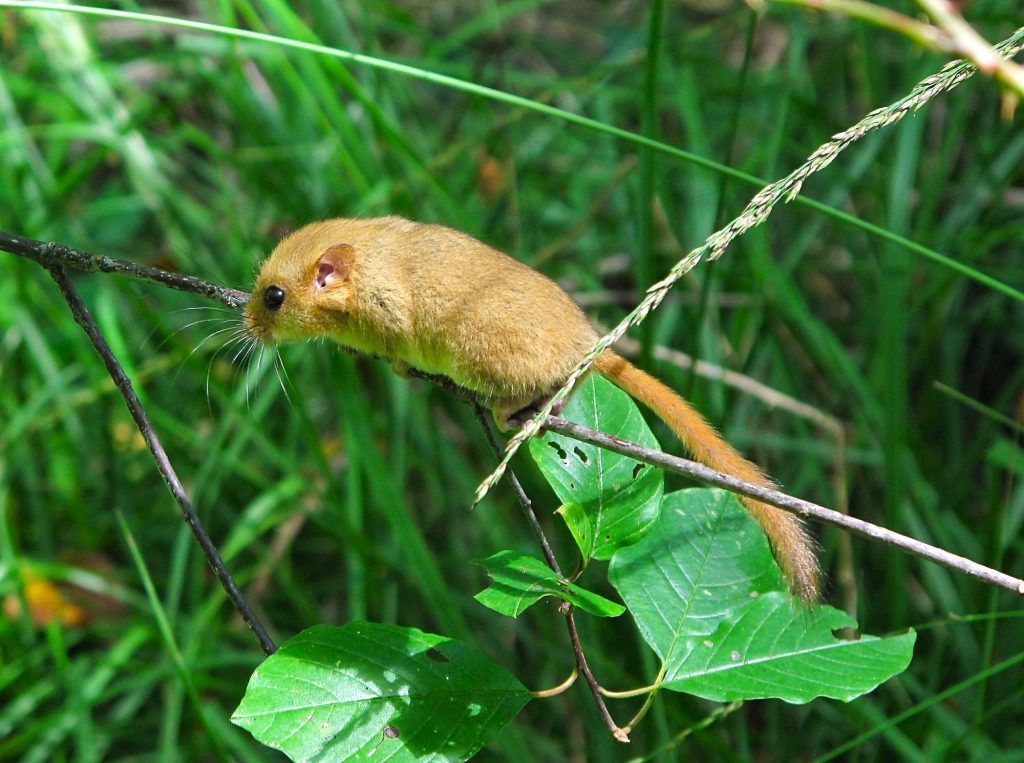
xmin=472 ymin=406 xmax=626 ymax=742
xmin=397 ymin=373 xmax=545 ymax=543
xmin=46 ymin=265 xmax=277 ymax=654
xmin=9 ymin=232 xmax=1020 ymax=590
xmin=398 ymin=370 xmax=565 ymax=575
xmin=566 ymin=606 xmax=630 ymax=742
xmin=545 ymin=416 xmax=1024 ymax=597
xmin=1 ymin=231 xmax=248 ymax=308
xmin=400 ymin=373 xmax=627 ymax=737
xmin=472 ymin=404 xmax=562 ymax=575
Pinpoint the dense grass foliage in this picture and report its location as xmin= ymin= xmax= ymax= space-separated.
xmin=2 ymin=1 xmax=1023 ymax=760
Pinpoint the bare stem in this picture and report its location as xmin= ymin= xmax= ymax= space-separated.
xmin=566 ymin=608 xmax=630 ymax=743
xmin=473 ymin=407 xmax=626 ymax=741
xmin=914 ymin=0 xmax=1024 ymax=97
xmin=0 ymin=231 xmax=248 ymax=308
xmin=770 ymin=0 xmax=1024 ymax=98
xmin=472 ymin=404 xmax=563 ymax=575
xmin=769 ymin=0 xmax=947 ymax=50
xmin=613 ymin=334 xmax=844 ymax=436
xmin=45 ymin=265 xmax=277 ymax=655
xmin=544 ymin=416 xmax=1024 ymax=597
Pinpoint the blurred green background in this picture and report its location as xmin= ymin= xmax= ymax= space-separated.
xmin=2 ymin=1 xmax=1023 ymax=760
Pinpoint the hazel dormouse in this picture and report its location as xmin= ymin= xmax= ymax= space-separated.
xmin=244 ymin=217 xmax=819 ymax=601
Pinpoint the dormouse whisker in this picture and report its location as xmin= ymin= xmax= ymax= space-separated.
xmin=273 ymin=350 xmax=293 ymax=406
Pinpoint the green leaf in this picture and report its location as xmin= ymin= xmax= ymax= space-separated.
xmin=987 ymin=437 xmax=1024 ymax=479
xmin=609 ymin=489 xmax=787 ymax=656
xmin=662 ymin=592 xmax=916 ymax=703
xmin=474 ymin=550 xmax=625 ymax=618
xmin=529 ymin=375 xmax=664 ymax=562
xmin=231 ymin=623 xmax=531 ymax=762
xmin=555 ymin=502 xmax=595 ymax=561
xmin=609 ymin=489 xmax=915 ymax=704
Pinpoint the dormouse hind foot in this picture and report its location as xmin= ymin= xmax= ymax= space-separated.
xmin=492 ymin=390 xmax=567 ymax=432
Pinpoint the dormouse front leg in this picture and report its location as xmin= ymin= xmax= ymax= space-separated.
xmin=389 ymin=359 xmax=413 ymax=379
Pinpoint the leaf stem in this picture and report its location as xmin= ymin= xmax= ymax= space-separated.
xmin=623 ymin=687 xmax=661 ymax=736
xmin=45 ymin=265 xmax=276 ymax=655
xmin=530 ymin=669 xmax=578 ymax=698
xmin=600 ymin=682 xmax=661 ymax=699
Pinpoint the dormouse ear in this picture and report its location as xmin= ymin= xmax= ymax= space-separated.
xmin=315 ymin=244 xmax=355 ymax=290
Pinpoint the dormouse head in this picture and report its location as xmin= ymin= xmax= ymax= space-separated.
xmin=244 ymin=222 xmax=359 ymax=345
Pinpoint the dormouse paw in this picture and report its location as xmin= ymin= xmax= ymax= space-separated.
xmin=501 ymin=406 xmax=540 ymax=432
xmin=389 ymin=360 xmax=412 ymax=379
xmin=492 ymin=390 xmax=558 ymax=432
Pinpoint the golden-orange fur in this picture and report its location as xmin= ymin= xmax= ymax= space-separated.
xmin=245 ymin=217 xmax=820 ymax=600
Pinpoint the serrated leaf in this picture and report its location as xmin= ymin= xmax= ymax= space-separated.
xmin=609 ymin=488 xmax=786 ymax=659
xmin=231 ymin=623 xmax=530 ymax=762
xmin=529 ymin=375 xmax=663 ymax=561
xmin=663 ymin=592 xmax=916 ymax=703
xmin=474 ymin=550 xmax=625 ymax=618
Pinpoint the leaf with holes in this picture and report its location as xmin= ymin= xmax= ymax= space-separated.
xmin=662 ymin=592 xmax=916 ymax=702
xmin=529 ymin=375 xmax=663 ymax=561
xmin=474 ymin=550 xmax=625 ymax=618
xmin=231 ymin=623 xmax=531 ymax=762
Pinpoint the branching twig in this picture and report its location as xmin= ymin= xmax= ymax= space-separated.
xmin=544 ymin=416 xmax=1024 ymax=597
xmin=0 ymin=231 xmax=248 ymax=308
xmin=475 ymin=23 xmax=1024 ymax=503
xmin=402 ymin=369 xmax=628 ymax=739
xmin=44 ymin=265 xmax=277 ymax=654
xmin=473 ymin=407 xmax=627 ymax=742
xmin=472 ymin=404 xmax=562 ymax=575
xmin=565 ymin=607 xmax=630 ymax=743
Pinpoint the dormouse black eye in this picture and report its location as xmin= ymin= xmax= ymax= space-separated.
xmin=263 ymin=285 xmax=285 ymax=311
